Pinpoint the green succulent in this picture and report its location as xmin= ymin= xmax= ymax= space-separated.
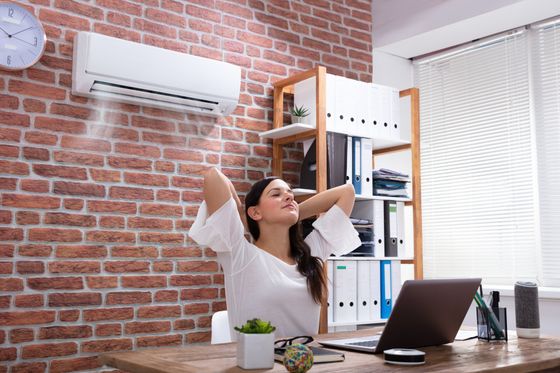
xmin=291 ymin=105 xmax=310 ymax=117
xmin=234 ymin=318 xmax=276 ymax=334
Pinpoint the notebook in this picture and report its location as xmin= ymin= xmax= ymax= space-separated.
xmin=274 ymin=346 xmax=345 ymax=363
xmin=318 ymin=278 xmax=481 ymax=354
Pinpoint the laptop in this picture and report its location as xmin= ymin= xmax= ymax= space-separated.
xmin=318 ymin=278 xmax=481 ymax=354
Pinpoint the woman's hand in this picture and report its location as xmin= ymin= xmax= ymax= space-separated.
xmin=298 ymin=183 xmax=355 ymax=220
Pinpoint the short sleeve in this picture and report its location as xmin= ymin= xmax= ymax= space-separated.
xmin=305 ymin=204 xmax=361 ymax=261
xmin=188 ymin=197 xmax=245 ymax=252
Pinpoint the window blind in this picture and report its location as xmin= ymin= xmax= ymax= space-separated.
xmin=533 ymin=20 xmax=560 ymax=287
xmin=414 ymin=30 xmax=538 ymax=285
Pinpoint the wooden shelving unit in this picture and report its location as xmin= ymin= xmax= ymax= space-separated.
xmin=270 ymin=66 xmax=423 ymax=333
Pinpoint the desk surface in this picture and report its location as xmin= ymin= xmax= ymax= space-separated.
xmin=100 ymin=328 xmax=560 ymax=373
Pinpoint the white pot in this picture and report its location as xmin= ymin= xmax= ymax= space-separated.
xmin=236 ymin=332 xmax=275 ymax=369
xmin=291 ymin=115 xmax=305 ymax=124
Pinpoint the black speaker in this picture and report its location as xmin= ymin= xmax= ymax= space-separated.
xmin=514 ymin=281 xmax=540 ymax=338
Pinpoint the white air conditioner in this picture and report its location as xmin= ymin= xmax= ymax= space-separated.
xmin=72 ymin=32 xmax=240 ymax=116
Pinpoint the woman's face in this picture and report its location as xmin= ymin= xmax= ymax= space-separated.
xmin=252 ymin=179 xmax=299 ymax=226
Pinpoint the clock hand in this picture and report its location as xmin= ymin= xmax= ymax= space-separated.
xmin=11 ymin=35 xmax=35 ymax=47
xmin=0 ymin=25 xmax=11 ymax=36
xmin=11 ymin=26 xmax=34 ymax=37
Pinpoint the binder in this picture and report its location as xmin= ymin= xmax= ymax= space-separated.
xmin=327 ymin=260 xmax=334 ymax=324
xmin=389 ymin=87 xmax=401 ymax=140
xmin=380 ymin=260 xmax=392 ymax=319
xmin=333 ymin=260 xmax=357 ymax=323
xmin=391 ymin=260 xmax=402 ymax=306
xmin=346 ymin=136 xmax=352 ymax=187
xmin=372 ymin=200 xmax=385 ymax=257
xmin=326 ymin=74 xmax=337 ymax=133
xmin=360 ymin=138 xmax=373 ymax=197
xmin=357 ymin=261 xmax=380 ymax=321
xmin=370 ymin=84 xmax=382 ymax=138
xmin=396 ymin=201 xmax=405 ymax=257
xmin=384 ymin=200 xmax=398 ymax=257
xmin=299 ymin=132 xmax=347 ymax=190
xmin=352 ymin=137 xmax=362 ymax=195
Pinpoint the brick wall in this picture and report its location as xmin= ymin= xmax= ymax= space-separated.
xmin=0 ymin=0 xmax=372 ymax=371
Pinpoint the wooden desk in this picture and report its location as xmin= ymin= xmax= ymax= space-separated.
xmin=100 ymin=328 xmax=560 ymax=372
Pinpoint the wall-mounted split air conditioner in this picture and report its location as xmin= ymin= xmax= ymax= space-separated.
xmin=72 ymin=32 xmax=240 ymax=116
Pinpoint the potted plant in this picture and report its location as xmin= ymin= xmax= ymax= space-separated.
xmin=291 ymin=104 xmax=310 ymax=124
xmin=235 ymin=318 xmax=276 ymax=369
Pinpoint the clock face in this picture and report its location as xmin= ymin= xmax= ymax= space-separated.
xmin=0 ymin=2 xmax=46 ymax=70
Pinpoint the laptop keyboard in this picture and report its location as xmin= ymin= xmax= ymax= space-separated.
xmin=347 ymin=340 xmax=378 ymax=347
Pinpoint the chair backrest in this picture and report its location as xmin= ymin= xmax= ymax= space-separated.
xmin=211 ymin=310 xmax=232 ymax=344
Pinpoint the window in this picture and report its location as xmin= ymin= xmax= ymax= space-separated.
xmin=414 ymin=28 xmax=547 ymax=286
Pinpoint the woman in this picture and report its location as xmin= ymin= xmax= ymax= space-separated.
xmin=189 ymin=167 xmax=360 ymax=339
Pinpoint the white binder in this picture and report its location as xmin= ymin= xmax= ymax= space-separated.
xmin=396 ymin=201 xmax=405 ymax=257
xmin=389 ymin=87 xmax=401 ymax=140
xmin=356 ymin=81 xmax=371 ymax=138
xmin=360 ymin=138 xmax=373 ymax=197
xmin=327 ymin=260 xmax=334 ymax=324
xmin=346 ymin=135 xmax=353 ymax=187
xmin=373 ymin=199 xmax=385 ymax=257
xmin=326 ymin=74 xmax=337 ymax=133
xmin=391 ymin=260 xmax=402 ymax=306
xmin=370 ymin=84 xmax=382 ymax=138
xmin=333 ymin=260 xmax=357 ymax=323
xmin=357 ymin=260 xmax=380 ymax=321
xmin=378 ymin=84 xmax=392 ymax=139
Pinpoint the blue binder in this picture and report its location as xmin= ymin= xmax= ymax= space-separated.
xmin=352 ymin=137 xmax=362 ymax=194
xmin=380 ymin=260 xmax=392 ymax=319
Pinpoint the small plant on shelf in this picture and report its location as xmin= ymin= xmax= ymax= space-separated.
xmin=290 ymin=104 xmax=310 ymax=124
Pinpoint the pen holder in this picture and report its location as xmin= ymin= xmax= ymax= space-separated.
xmin=476 ymin=307 xmax=508 ymax=342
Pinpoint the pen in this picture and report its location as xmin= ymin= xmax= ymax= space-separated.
xmin=474 ymin=292 xmax=504 ymax=339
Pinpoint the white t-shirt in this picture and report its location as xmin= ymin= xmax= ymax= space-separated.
xmin=188 ymin=197 xmax=361 ymax=339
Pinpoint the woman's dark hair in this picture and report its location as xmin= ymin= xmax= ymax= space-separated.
xmin=245 ymin=177 xmax=326 ymax=304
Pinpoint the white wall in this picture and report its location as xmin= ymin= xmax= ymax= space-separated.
xmin=373 ymin=1 xmax=560 ymax=336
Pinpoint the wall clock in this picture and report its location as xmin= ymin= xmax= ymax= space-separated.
xmin=0 ymin=2 xmax=46 ymax=70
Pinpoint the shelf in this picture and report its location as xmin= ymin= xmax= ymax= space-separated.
xmin=292 ymin=188 xmax=411 ymax=202
xmin=329 ymin=319 xmax=386 ymax=327
xmin=327 ymin=257 xmax=414 ymax=261
xmin=259 ymin=123 xmax=315 ymax=139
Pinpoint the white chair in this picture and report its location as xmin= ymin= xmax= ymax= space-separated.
xmin=211 ymin=310 xmax=232 ymax=344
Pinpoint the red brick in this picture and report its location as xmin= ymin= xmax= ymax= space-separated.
xmin=56 ymin=245 xmax=107 ymax=258
xmin=9 ymin=328 xmax=34 ymax=343
xmin=10 ymin=362 xmax=47 ymax=373
xmin=24 ymin=130 xmax=57 ymax=145
xmin=174 ymin=318 xmax=196 ymax=330
xmin=0 ymin=261 xmax=12 ymax=274
xmin=60 ymin=135 xmax=111 ymax=152
xmin=157 ymin=189 xmax=180 ymax=202
xmin=115 ymin=142 xmax=161 ymax=158
xmin=86 ymin=230 xmax=135 ymax=243
xmin=0 ymin=310 xmax=56 ymax=325
xmin=16 ymin=261 xmax=44 ymax=274
xmin=104 ymin=261 xmax=150 ymax=273
xmin=0 ymin=228 xmax=23 ymax=241
xmin=0 ymin=278 xmax=23 ymax=291
xmin=0 ymin=296 xmax=9 ymax=308
xmin=83 ymin=307 xmax=133 ymax=322
xmin=86 ymin=276 xmax=118 ymax=289
xmin=171 ymin=176 xmax=204 ymax=189
xmin=124 ymin=172 xmax=169 ymax=187
xmin=18 ymin=244 xmax=52 ymax=257
xmin=181 ymin=288 xmax=218 ymax=300
xmin=49 ymin=356 xmax=102 ymax=373
xmin=27 ymin=277 xmax=83 ymax=290
xmin=186 ymin=331 xmax=211 ymax=343
xmin=0 ymin=177 xmax=17 ymax=190
xmin=0 ymin=160 xmax=28 ymax=175
xmin=0 ymin=110 xmax=30 ymax=127
xmin=0 ymin=144 xmax=18 ymax=157
xmin=137 ymin=334 xmax=182 ymax=348
xmin=0 ymin=94 xmax=18 ymax=109
xmin=54 ymin=151 xmax=104 ymax=166
xmin=39 ymin=325 xmax=92 ymax=339
xmin=9 ymin=80 xmax=66 ymax=100
xmin=96 ymin=323 xmax=122 ymax=337
xmin=108 ymin=156 xmax=152 ymax=170
xmin=33 ymin=164 xmax=87 ymax=180
xmin=139 ymin=232 xmax=183 ymax=244
xmin=90 ymin=168 xmax=121 ymax=182
xmin=59 ymin=309 xmax=80 ymax=322
xmin=107 ymin=11 xmax=132 ymax=27
xmin=139 ymin=203 xmax=182 ymax=217
xmin=54 ymin=181 xmax=105 ymax=197
xmin=106 ymin=291 xmax=152 ymax=305
xmin=109 ymin=186 xmax=154 ymax=200
xmin=21 ymin=342 xmax=77 ymax=358
xmin=45 ymin=212 xmax=96 ymax=227
xmin=0 ymin=128 xmax=21 ymax=143
xmin=121 ymin=275 xmax=166 ymax=288
xmin=88 ymin=200 xmax=136 ymax=214
xmin=128 ymin=217 xmax=173 ymax=230
xmin=163 ymin=148 xmax=203 ymax=162
xmin=155 ymin=290 xmax=178 ymax=302
xmin=90 ymin=125 xmax=139 ymax=141
xmin=2 ymin=194 xmax=60 ymax=209
xmin=23 ymin=98 xmax=47 ymax=113
xmin=20 ymin=179 xmax=50 ymax=193
xmin=15 ymin=294 xmax=44 ymax=307
xmin=29 ymin=228 xmax=82 ymax=242
xmin=0 ymin=210 xmax=11 ymax=224
xmin=0 ymin=347 xmax=16 ymax=361
xmin=142 ymin=131 xmax=186 ymax=146
xmin=99 ymin=215 xmax=125 ymax=228
xmin=48 ymin=292 xmax=101 ymax=307
xmin=137 ymin=305 xmax=181 ymax=319
xmin=49 ymin=261 xmax=101 ymax=274
xmin=81 ymin=338 xmax=133 ymax=353
xmin=170 ymin=275 xmax=212 ymax=287
xmin=161 ymin=247 xmax=202 ymax=258
xmin=153 ymin=160 xmax=174 ymax=172
xmin=177 ymin=260 xmax=219 ymax=272
xmin=153 ymin=261 xmax=173 ymax=272
xmin=92 ymin=22 xmax=141 ymax=42
xmin=35 ymin=116 xmax=86 ymax=134
xmin=111 ymin=246 xmax=158 ymax=258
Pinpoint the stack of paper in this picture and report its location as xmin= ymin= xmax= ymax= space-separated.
xmin=372 ymin=168 xmax=409 ymax=197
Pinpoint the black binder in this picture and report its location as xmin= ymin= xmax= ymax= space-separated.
xmin=384 ymin=200 xmax=398 ymax=257
xmin=300 ymin=132 xmax=347 ymax=190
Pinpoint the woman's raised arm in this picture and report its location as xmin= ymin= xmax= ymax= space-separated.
xmin=203 ymin=168 xmax=245 ymax=226
xmin=298 ymin=183 xmax=355 ymax=221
